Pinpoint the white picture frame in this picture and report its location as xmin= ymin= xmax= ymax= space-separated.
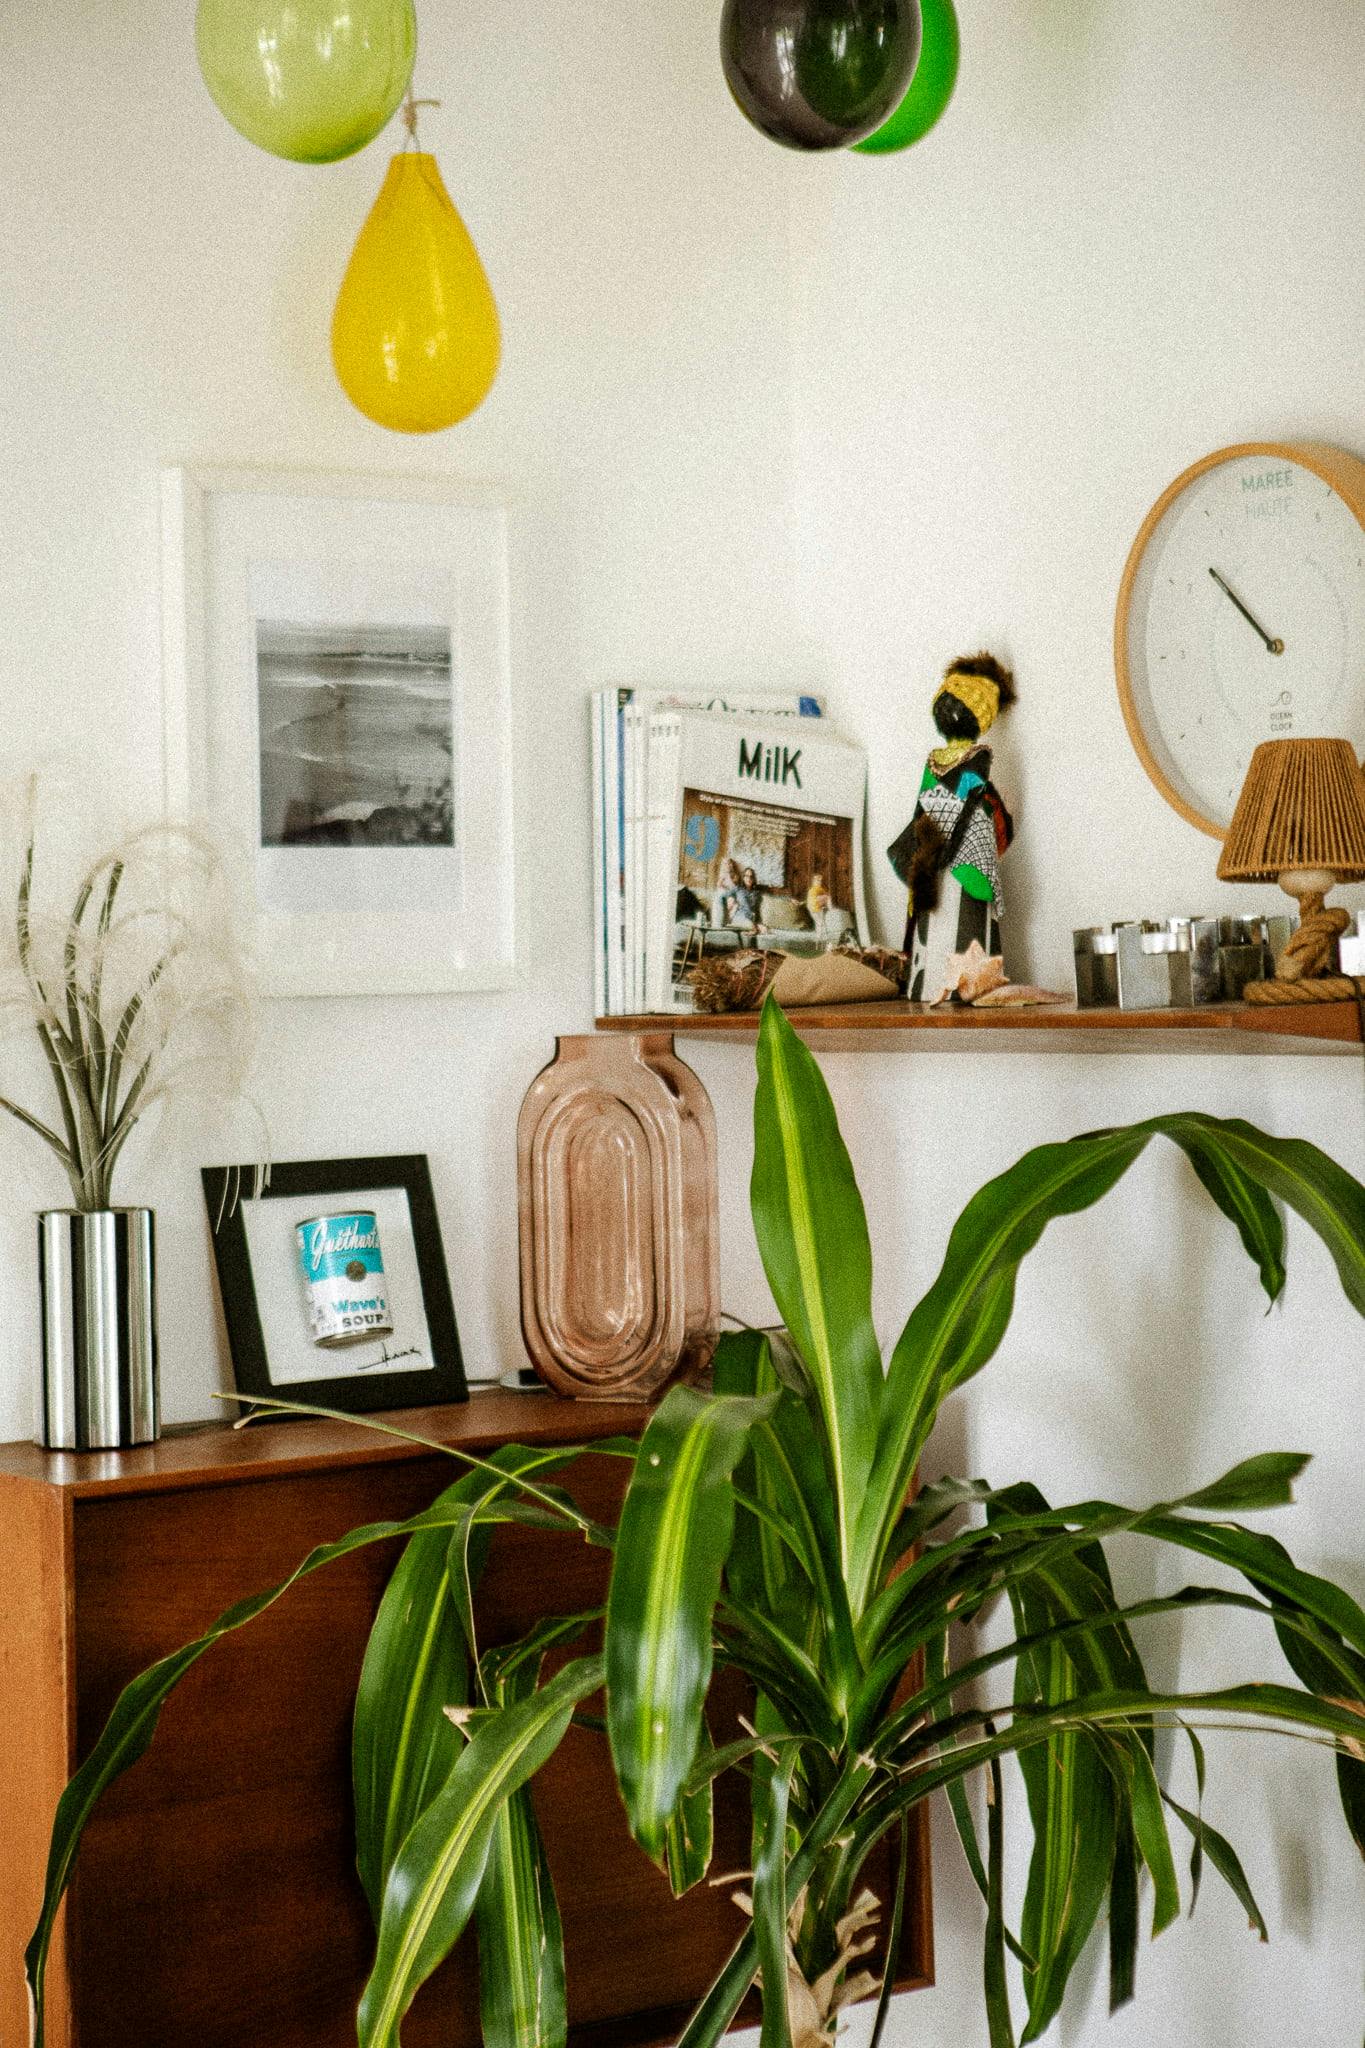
xmin=162 ymin=465 xmax=516 ymax=998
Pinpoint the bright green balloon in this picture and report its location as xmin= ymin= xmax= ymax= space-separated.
xmin=196 ymin=0 xmax=417 ymax=164
xmin=854 ymin=0 xmax=958 ymax=152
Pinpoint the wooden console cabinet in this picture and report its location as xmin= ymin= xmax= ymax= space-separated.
xmin=0 ymin=1391 xmax=931 ymax=2048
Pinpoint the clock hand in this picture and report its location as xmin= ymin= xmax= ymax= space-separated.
xmin=1208 ymin=567 xmax=1285 ymax=654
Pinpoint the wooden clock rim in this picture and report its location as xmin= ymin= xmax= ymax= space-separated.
xmin=1113 ymin=439 xmax=1365 ymax=841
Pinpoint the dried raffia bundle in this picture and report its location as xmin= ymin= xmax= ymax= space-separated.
xmin=689 ymin=948 xmax=781 ymax=1015
xmin=832 ymin=940 xmax=911 ymax=993
xmin=0 ymin=774 xmax=263 ymax=1211
xmin=691 ymin=943 xmax=908 ymax=1016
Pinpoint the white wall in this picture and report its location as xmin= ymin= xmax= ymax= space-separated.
xmin=3 ymin=3 xmax=1364 ymax=2045
xmin=724 ymin=0 xmax=1365 ymax=2040
xmin=0 ymin=0 xmax=800 ymax=1429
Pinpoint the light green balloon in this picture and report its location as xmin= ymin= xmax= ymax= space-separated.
xmin=196 ymin=0 xmax=417 ymax=164
xmin=854 ymin=0 xmax=958 ymax=153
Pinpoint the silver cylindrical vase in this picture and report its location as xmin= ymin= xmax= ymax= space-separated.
xmin=38 ymin=1209 xmax=159 ymax=1450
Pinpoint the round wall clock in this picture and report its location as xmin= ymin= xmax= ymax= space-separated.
xmin=1114 ymin=440 xmax=1365 ymax=838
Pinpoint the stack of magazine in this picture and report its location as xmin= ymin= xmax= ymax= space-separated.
xmin=592 ymin=688 xmax=869 ymax=1015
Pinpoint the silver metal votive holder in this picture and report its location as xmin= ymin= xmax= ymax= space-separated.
xmin=1074 ymin=915 xmax=1295 ymax=1011
xmin=1115 ymin=923 xmax=1193 ymax=1009
xmin=38 ymin=1209 xmax=159 ymax=1450
xmin=1072 ymin=929 xmax=1119 ymax=1007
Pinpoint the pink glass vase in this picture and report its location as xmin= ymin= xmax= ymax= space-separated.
xmin=517 ymin=1033 xmax=720 ymax=1400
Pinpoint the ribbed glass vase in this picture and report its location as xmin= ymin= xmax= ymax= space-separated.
xmin=516 ymin=1034 xmax=719 ymax=1400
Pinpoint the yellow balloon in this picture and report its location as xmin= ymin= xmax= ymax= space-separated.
xmin=331 ymin=152 xmax=500 ymax=433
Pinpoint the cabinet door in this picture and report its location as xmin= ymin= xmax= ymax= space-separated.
xmin=66 ymin=1453 xmax=751 ymax=2048
xmin=57 ymin=1442 xmax=929 ymax=2047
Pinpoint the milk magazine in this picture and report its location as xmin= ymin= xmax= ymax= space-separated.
xmin=644 ymin=711 xmax=867 ymax=1014
xmin=591 ymin=687 xmax=823 ymax=1014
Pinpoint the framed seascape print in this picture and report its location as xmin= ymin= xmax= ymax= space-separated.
xmin=163 ymin=465 xmax=515 ymax=996
xmin=202 ymin=1154 xmax=468 ymax=1415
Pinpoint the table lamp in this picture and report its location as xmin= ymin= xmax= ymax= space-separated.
xmin=1217 ymin=737 xmax=1365 ymax=1001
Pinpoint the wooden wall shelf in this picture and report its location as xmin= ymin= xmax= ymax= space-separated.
xmin=596 ymin=998 xmax=1364 ymax=1055
xmin=0 ymin=1388 xmax=932 ymax=2048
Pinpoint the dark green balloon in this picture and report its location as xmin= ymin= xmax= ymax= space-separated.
xmin=854 ymin=0 xmax=958 ymax=152
xmin=721 ymin=0 xmax=922 ymax=152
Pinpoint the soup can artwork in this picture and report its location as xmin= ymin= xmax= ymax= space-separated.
xmin=295 ymin=1211 xmax=394 ymax=1347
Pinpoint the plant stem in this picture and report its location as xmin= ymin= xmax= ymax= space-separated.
xmin=0 ymin=1096 xmax=75 ymax=1169
xmin=33 ymin=1022 xmax=88 ymax=1206
xmin=86 ymin=861 xmax=123 ymax=1118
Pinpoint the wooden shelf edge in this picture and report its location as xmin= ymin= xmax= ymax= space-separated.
xmin=595 ymin=998 xmax=1363 ymax=1054
xmin=0 ymin=1388 xmax=652 ymax=1498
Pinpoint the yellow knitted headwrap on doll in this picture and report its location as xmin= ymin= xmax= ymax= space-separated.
xmin=934 ymin=668 xmax=1001 ymax=736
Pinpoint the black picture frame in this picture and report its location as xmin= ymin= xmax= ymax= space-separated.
xmin=201 ymin=1154 xmax=468 ymax=1415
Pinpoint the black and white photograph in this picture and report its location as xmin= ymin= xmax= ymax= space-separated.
xmin=201 ymin=1153 xmax=468 ymax=1416
xmin=163 ymin=469 xmax=515 ymax=995
xmin=257 ymin=620 xmax=457 ymax=850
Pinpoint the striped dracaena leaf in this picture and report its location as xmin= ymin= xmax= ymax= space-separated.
xmin=353 ymin=1444 xmax=596 ymax=1920
xmin=1009 ymin=1610 xmax=1118 ymax=2041
xmin=855 ymin=1115 xmax=1365 ymax=1611
xmin=860 ymin=1453 xmax=1309 ymax=1696
xmin=473 ymin=1655 xmax=568 ymax=2048
xmin=440 ymin=1446 xmax=595 ymax=1663
xmin=1108 ymin=1809 xmax=1140 ymax=2012
xmin=1161 ymin=1791 xmax=1268 ymax=1941
xmin=358 ymin=1655 xmax=602 ymax=2048
xmin=713 ymin=1331 xmax=796 ymax=1612
xmin=868 ymin=1816 xmax=913 ymax=2048
xmin=752 ymin=1752 xmax=795 ymax=2048
xmin=475 ymin=1788 xmax=567 ymax=2048
xmin=664 ymin=1771 xmax=716 ymax=1896
xmin=1124 ymin=1740 xmax=1181 ymax=1940
xmin=881 ymin=1683 xmax=1365 ymax=1829
xmin=1246 ymin=1532 xmax=1365 ymax=1859
xmin=714 ymin=1329 xmax=859 ymax=1711
xmin=983 ymin=1755 xmax=1016 ymax=2048
xmin=856 ymin=1125 xmax=1152 ymax=1604
xmin=751 ymin=998 xmax=883 ymax=1584
xmin=352 ymin=1495 xmax=471 ymax=1920
xmin=605 ymin=1384 xmax=777 ymax=1860
xmin=831 ymin=1679 xmax=1365 ymax=2005
xmin=1166 ymin=1114 xmax=1365 ymax=1317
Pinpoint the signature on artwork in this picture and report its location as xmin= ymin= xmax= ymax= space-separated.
xmin=357 ymin=1342 xmax=425 ymax=1373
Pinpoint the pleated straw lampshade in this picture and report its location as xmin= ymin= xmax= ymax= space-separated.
xmin=1219 ymin=738 xmax=1365 ymax=886
xmin=1217 ymin=737 xmax=1365 ymax=991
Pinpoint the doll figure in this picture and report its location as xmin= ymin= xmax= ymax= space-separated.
xmin=887 ymin=653 xmax=1016 ymax=1002
xmin=711 ymin=856 xmax=741 ymax=927
xmin=733 ymin=866 xmax=765 ymax=930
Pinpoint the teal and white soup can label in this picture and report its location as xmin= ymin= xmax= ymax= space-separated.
xmin=296 ymin=1211 xmax=394 ymax=1347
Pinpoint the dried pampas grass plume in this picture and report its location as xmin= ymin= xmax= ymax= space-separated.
xmin=0 ymin=773 xmax=266 ymax=1210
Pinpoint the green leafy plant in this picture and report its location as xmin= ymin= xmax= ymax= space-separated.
xmin=0 ymin=786 xmax=256 ymax=1210
xmin=25 ymin=998 xmax=1365 ymax=2047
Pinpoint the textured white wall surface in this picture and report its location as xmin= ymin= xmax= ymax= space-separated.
xmin=3 ymin=2 xmax=1365 ymax=2043
xmin=751 ymin=1 xmax=1365 ymax=2040
xmin=0 ymin=0 xmax=799 ymax=1425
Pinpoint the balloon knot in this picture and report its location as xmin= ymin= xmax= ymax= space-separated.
xmin=401 ymin=88 xmax=442 ymax=142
